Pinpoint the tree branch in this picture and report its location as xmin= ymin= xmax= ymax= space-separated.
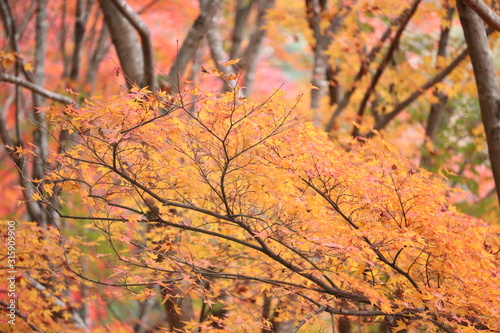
xmin=323 ymin=5 xmax=398 ymax=132
xmin=0 ymin=73 xmax=76 ymax=105
xmin=291 ymin=306 xmax=326 ymax=333
xmin=362 ymin=47 xmax=469 ymax=138
xmin=25 ymin=273 xmax=90 ymax=331
xmin=352 ymin=0 xmax=422 ymax=137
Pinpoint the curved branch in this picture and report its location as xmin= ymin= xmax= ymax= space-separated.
xmin=461 ymin=0 xmax=500 ymax=31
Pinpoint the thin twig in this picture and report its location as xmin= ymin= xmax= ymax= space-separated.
xmin=291 ymin=306 xmax=326 ymax=333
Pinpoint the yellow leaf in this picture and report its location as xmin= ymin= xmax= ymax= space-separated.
xmin=220 ymin=58 xmax=241 ymax=66
xmin=392 ymin=320 xmax=407 ymax=332
xmin=43 ymin=183 xmax=55 ymax=196
xmin=306 ymin=83 xmax=320 ymax=90
xmin=31 ymin=192 xmax=43 ymax=201
xmin=24 ymin=62 xmax=34 ymax=72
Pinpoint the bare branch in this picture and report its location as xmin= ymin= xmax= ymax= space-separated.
xmin=18 ymin=0 xmax=37 ymax=37
xmin=0 ymin=73 xmax=76 ymax=105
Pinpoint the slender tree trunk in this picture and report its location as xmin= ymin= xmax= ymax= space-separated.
xmin=420 ymin=7 xmax=454 ymax=168
xmin=166 ymin=0 xmax=222 ymax=91
xmin=145 ymin=203 xmax=196 ymax=331
xmin=263 ymin=298 xmax=295 ymax=333
xmin=337 ymin=315 xmax=352 ymax=333
xmin=69 ymin=0 xmax=86 ymax=80
xmin=305 ymin=0 xmax=346 ymax=127
xmin=32 ymin=0 xmax=49 ymax=226
xmin=230 ymin=0 xmax=253 ymax=60
xmin=240 ymin=0 xmax=275 ymax=96
xmin=457 ymin=0 xmax=500 ymax=205
xmin=326 ymin=64 xmax=341 ymax=105
xmin=85 ymin=22 xmax=110 ymax=90
xmin=161 ymin=284 xmax=196 ymax=331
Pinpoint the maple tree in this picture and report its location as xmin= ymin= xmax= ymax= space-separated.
xmin=0 ymin=0 xmax=499 ymax=332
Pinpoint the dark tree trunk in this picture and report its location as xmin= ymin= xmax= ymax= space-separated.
xmin=457 ymin=0 xmax=500 ymax=206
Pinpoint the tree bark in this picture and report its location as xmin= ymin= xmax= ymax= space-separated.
xmin=267 ymin=298 xmax=295 ymax=333
xmin=109 ymin=0 xmax=156 ymax=90
xmin=69 ymin=0 xmax=89 ymax=81
xmin=457 ymin=0 xmax=500 ymax=205
xmin=161 ymin=284 xmax=195 ymax=331
xmin=98 ymin=0 xmax=145 ymax=88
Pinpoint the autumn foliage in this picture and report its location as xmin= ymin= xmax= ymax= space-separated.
xmin=0 ymin=76 xmax=490 ymax=331
xmin=1 ymin=0 xmax=500 ymax=332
